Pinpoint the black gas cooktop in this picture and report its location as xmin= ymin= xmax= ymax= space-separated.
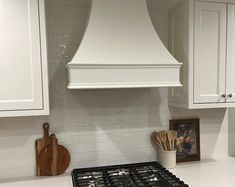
xmin=71 ymin=162 xmax=188 ymax=187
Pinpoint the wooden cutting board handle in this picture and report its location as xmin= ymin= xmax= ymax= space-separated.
xmin=35 ymin=123 xmax=51 ymax=176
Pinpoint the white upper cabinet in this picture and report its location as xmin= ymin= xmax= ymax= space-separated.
xmin=168 ymin=0 xmax=235 ymax=108
xmin=195 ymin=0 xmax=235 ymax=3
xmin=226 ymin=4 xmax=235 ymax=103
xmin=194 ymin=2 xmax=227 ymax=104
xmin=0 ymin=0 xmax=49 ymax=117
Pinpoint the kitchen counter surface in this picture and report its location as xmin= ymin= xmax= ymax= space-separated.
xmin=0 ymin=174 xmax=73 ymax=187
xmin=1 ymin=157 xmax=235 ymax=187
xmin=170 ymin=157 xmax=235 ymax=187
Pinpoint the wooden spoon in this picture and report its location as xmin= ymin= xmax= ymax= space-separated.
xmin=151 ymin=132 xmax=164 ymax=150
xmin=159 ymin=131 xmax=168 ymax=151
xmin=155 ymin=132 xmax=166 ymax=151
xmin=169 ymin=130 xmax=177 ymax=150
xmin=167 ymin=130 xmax=172 ymax=150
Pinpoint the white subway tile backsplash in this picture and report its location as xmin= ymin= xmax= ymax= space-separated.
xmin=0 ymin=0 xmax=229 ymax=180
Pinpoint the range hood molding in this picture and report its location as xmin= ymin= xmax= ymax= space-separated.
xmin=67 ymin=0 xmax=182 ymax=89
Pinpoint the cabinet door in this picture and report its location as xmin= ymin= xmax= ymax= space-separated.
xmin=0 ymin=0 xmax=43 ymax=111
xmin=226 ymin=4 xmax=235 ymax=103
xmin=194 ymin=2 xmax=227 ymax=103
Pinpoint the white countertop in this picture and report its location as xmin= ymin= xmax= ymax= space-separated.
xmin=170 ymin=157 xmax=235 ymax=187
xmin=0 ymin=174 xmax=72 ymax=187
xmin=1 ymin=157 xmax=235 ymax=187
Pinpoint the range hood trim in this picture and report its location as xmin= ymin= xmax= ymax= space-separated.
xmin=67 ymin=63 xmax=182 ymax=68
xmin=67 ymin=63 xmax=182 ymax=89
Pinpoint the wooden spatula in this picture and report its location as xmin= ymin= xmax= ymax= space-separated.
xmin=35 ymin=123 xmax=51 ymax=176
xmin=38 ymin=134 xmax=70 ymax=176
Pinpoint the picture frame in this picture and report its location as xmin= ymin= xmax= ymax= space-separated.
xmin=170 ymin=118 xmax=200 ymax=163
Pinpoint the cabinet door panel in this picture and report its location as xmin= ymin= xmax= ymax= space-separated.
xmin=226 ymin=4 xmax=235 ymax=103
xmin=194 ymin=2 xmax=226 ymax=103
xmin=0 ymin=0 xmax=43 ymax=110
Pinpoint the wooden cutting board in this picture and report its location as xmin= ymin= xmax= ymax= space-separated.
xmin=38 ymin=134 xmax=70 ymax=176
xmin=35 ymin=123 xmax=51 ymax=176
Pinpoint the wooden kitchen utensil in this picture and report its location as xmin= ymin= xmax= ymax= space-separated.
xmin=159 ymin=131 xmax=168 ymax=151
xmin=151 ymin=132 xmax=164 ymax=150
xmin=155 ymin=132 xmax=166 ymax=151
xmin=167 ymin=130 xmax=175 ymax=150
xmin=38 ymin=134 xmax=70 ymax=176
xmin=169 ymin=130 xmax=177 ymax=150
xmin=35 ymin=123 xmax=51 ymax=176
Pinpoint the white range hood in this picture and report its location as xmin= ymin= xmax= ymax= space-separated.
xmin=67 ymin=0 xmax=182 ymax=89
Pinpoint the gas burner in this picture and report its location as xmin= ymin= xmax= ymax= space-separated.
xmin=149 ymin=176 xmax=158 ymax=181
xmin=88 ymin=181 xmax=95 ymax=187
xmin=110 ymin=169 xmax=129 ymax=176
xmin=72 ymin=162 xmax=189 ymax=187
xmin=119 ymin=169 xmax=128 ymax=175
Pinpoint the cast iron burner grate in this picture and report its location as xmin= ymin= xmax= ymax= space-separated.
xmin=71 ymin=162 xmax=189 ymax=187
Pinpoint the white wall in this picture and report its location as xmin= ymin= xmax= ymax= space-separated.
xmin=0 ymin=0 xmax=228 ymax=180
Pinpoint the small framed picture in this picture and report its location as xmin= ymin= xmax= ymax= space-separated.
xmin=170 ymin=118 xmax=200 ymax=163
